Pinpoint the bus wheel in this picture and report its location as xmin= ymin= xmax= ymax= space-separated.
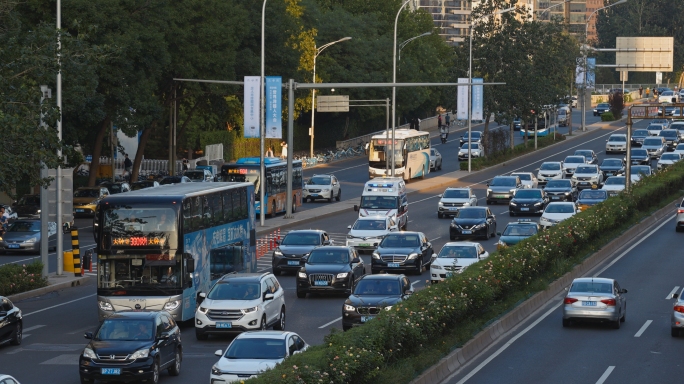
xmin=270 ymin=202 xmax=276 ymax=218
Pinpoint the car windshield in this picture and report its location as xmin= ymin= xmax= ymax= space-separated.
xmin=662 ymin=91 xmax=674 ymax=96
xmin=461 ymin=143 xmax=480 ymax=149
xmin=103 ymin=184 xmax=124 ymax=194
xmin=380 ymin=235 xmax=420 ymax=248
xmin=353 ymin=279 xmax=401 ymax=295
xmin=18 ymin=195 xmax=39 ymax=205
xmin=643 ymin=138 xmax=663 ymax=146
xmin=598 ymin=104 xmax=609 ymax=108
xmin=160 ymin=177 xmax=179 ymax=185
xmin=570 ymin=281 xmax=612 ymax=294
xmin=631 ymin=149 xmax=648 ymax=157
xmin=280 ymin=233 xmax=321 ymax=246
xmin=540 ymin=163 xmax=561 ymax=170
xmin=601 ymin=159 xmax=622 ymax=167
xmin=575 ymin=166 xmax=597 ymax=174
xmin=661 ymin=154 xmax=680 ymax=161
xmin=456 ymin=209 xmax=487 ymax=219
xmin=565 ymin=157 xmax=584 ymax=163
xmin=184 ymin=171 xmax=206 ymax=181
xmin=513 ymin=173 xmax=532 ymax=181
xmin=307 ymin=250 xmax=350 ymax=264
xmin=648 ymin=125 xmax=663 ymax=131
xmin=443 ymin=189 xmax=469 ymax=198
xmin=660 ymin=131 xmax=678 ymax=137
xmin=575 ymin=151 xmax=592 ymax=157
xmin=74 ymin=189 xmax=100 ymax=198
xmin=578 ymin=190 xmax=607 ymax=200
xmin=546 ymin=180 xmax=571 ymax=188
xmin=8 ymin=221 xmax=40 ymax=232
xmin=633 ymin=130 xmax=648 ymax=136
xmin=490 ymin=178 xmax=516 ymax=187
xmin=438 ymin=245 xmax=477 ymax=258
xmin=207 ymin=282 xmax=261 ymax=300
xmin=224 ymin=338 xmax=286 ymax=359
xmin=545 ymin=204 xmax=574 ymax=213
xmin=307 ymin=176 xmax=331 ymax=185
xmin=651 ymin=119 xmax=668 ymax=124
xmin=430 ymin=149 xmax=437 ymax=156
xmin=96 ymin=319 xmax=155 ymax=341
xmin=608 ymin=136 xmax=626 ymax=142
xmin=631 ymin=167 xmax=651 ymax=175
xmin=514 ymin=190 xmax=541 ymax=199
xmin=353 ymin=220 xmax=386 ymax=230
xmin=605 ymin=177 xmax=625 ymax=185
xmin=465 ymin=132 xmax=482 ymax=139
xmin=502 ymin=224 xmax=537 ymax=236
xmin=359 ymin=196 xmax=398 ymax=210
xmin=677 ymin=144 xmax=684 ymax=151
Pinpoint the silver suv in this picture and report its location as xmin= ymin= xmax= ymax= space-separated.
xmin=195 ymin=272 xmax=286 ymax=339
xmin=437 ymin=187 xmax=477 ymax=218
xmin=676 ymin=199 xmax=684 ymax=232
xmin=303 ymin=174 xmax=341 ymax=203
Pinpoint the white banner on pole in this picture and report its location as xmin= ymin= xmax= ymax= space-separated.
xmin=457 ymin=78 xmax=468 ymax=120
xmin=471 ymin=78 xmax=484 ymax=121
xmin=244 ymin=76 xmax=261 ymax=138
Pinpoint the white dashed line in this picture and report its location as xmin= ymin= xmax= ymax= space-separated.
xmin=319 ymin=317 xmax=341 ymax=329
xmin=667 ymin=286 xmax=680 ymax=299
xmin=596 ymin=366 xmax=615 ymax=384
xmin=634 ymin=320 xmax=652 ymax=337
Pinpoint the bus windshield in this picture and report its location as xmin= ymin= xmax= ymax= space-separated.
xmin=359 ymin=196 xmax=398 ymax=210
xmin=101 ymin=206 xmax=179 ymax=250
xmin=97 ymin=253 xmax=183 ymax=294
xmin=369 ymin=139 xmax=404 ymax=169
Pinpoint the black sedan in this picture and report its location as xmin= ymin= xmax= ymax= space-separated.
xmin=509 ymin=189 xmax=548 ymax=216
xmin=543 ymin=179 xmax=577 ymax=202
xmin=342 ymin=274 xmax=412 ymax=331
xmin=593 ymin=103 xmax=610 ymax=116
xmin=459 ymin=131 xmax=482 ymax=146
xmin=599 ymin=158 xmax=625 ymax=178
xmin=625 ymin=148 xmax=651 ymax=165
xmin=631 ymin=129 xmax=649 ymax=146
xmin=449 ymin=207 xmax=497 ymax=240
xmin=79 ymin=311 xmax=182 ymax=384
xmin=296 ymin=246 xmax=365 ymax=297
xmin=272 ymin=230 xmax=332 ymax=275
xmin=371 ymin=232 xmax=434 ymax=275
xmin=12 ymin=194 xmax=40 ymax=218
xmin=0 ymin=296 xmax=22 ymax=347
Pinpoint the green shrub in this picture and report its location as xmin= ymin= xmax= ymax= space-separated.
xmin=250 ymin=161 xmax=684 ymax=384
xmin=601 ymin=112 xmax=615 ymax=121
xmin=0 ymin=262 xmax=47 ymax=296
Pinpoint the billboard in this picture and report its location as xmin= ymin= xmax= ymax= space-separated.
xmin=615 ymin=37 xmax=673 ymax=72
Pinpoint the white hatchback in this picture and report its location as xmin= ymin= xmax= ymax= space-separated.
xmin=539 ymin=202 xmax=577 ymax=229
xmin=346 ymin=216 xmax=398 ymax=253
xmin=536 ymin=161 xmax=564 ymax=184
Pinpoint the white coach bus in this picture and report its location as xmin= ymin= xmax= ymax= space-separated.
xmin=368 ymin=129 xmax=431 ymax=181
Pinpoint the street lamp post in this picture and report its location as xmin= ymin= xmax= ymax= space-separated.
xmin=398 ymin=32 xmax=431 ymax=62
xmin=581 ymin=0 xmax=628 ymax=132
xmin=260 ymin=0 xmax=267 ymax=226
xmin=309 ymin=37 xmax=352 ymax=158
xmin=391 ymin=0 xmax=413 ymax=178
xmin=468 ymin=7 xmax=515 ymax=172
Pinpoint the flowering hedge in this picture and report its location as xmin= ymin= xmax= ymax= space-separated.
xmin=0 ymin=262 xmax=47 ymax=296
xmin=250 ymin=162 xmax=684 ymax=384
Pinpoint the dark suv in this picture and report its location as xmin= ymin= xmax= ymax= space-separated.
xmin=296 ymin=246 xmax=365 ymax=298
xmin=79 ymin=311 xmax=182 ymax=383
xmin=272 ymin=230 xmax=332 ymax=275
xmin=371 ymin=232 xmax=433 ymax=275
xmin=12 ymin=194 xmax=40 ymax=218
xmin=342 ymin=274 xmax=412 ymax=331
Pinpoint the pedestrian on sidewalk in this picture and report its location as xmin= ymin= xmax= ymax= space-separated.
xmin=639 ymin=86 xmax=643 ymax=99
xmin=654 ymin=88 xmax=659 ymax=100
xmin=280 ymin=141 xmax=288 ymax=159
xmin=265 ymin=146 xmax=274 ymax=157
xmin=445 ymin=112 xmax=450 ymax=127
xmin=417 ymin=118 xmax=421 ymax=131
xmin=437 ymin=114 xmax=443 ymax=128
xmin=646 ymin=87 xmax=650 ymax=98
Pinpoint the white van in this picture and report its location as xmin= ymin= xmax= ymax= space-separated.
xmin=353 ymin=178 xmax=408 ymax=230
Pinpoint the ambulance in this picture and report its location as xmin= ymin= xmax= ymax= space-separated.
xmin=353 ymin=178 xmax=408 ymax=230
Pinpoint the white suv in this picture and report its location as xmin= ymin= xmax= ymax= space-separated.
xmin=437 ymin=187 xmax=478 ymax=218
xmin=536 ymin=161 xmax=563 ymax=185
xmin=195 ymin=273 xmax=286 ymax=340
xmin=303 ymin=174 xmax=341 ymax=202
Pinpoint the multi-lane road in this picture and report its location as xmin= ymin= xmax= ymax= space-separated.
xmin=3 ymin=109 xmax=674 ymax=383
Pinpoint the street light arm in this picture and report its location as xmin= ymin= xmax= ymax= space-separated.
xmin=399 ymin=32 xmax=431 ymax=50
xmin=586 ymin=0 xmax=628 ymax=37
xmin=316 ymin=37 xmax=352 ymax=57
xmin=471 ymin=6 xmax=515 ymax=25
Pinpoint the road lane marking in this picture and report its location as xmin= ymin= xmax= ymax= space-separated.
xmin=23 ymin=294 xmax=97 ymax=317
xmin=23 ymin=325 xmax=45 ymax=332
xmin=667 ymin=286 xmax=679 ymax=299
xmin=319 ymin=317 xmax=341 ymax=329
xmin=4 ymin=244 xmax=97 ymax=265
xmin=634 ymin=320 xmax=652 ymax=337
xmin=596 ymin=366 xmax=615 ymax=384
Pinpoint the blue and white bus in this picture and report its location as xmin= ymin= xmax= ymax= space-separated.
xmin=94 ymin=182 xmax=256 ymax=321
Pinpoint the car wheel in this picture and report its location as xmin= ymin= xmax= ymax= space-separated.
xmin=328 ymin=193 xmax=333 ymax=203
xmin=450 ymin=235 xmax=456 ymax=241
xmin=414 ymin=257 xmax=423 ymax=275
xmin=273 ymin=307 xmax=286 ymax=330
xmin=672 ymin=328 xmax=680 ymax=337
xmin=80 ymin=376 xmax=91 ymax=384
xmin=438 ymin=212 xmax=443 ymax=219
xmin=620 ymin=310 xmax=626 ymax=323
xmin=296 ymin=290 xmax=306 ymax=299
xmin=510 ymin=211 xmax=516 ymax=217
xmin=343 ymin=325 xmax=351 ymax=331
xmin=486 ymin=200 xmax=492 ymax=205
xmin=439 ymin=160 xmax=442 ymax=170
xmin=260 ymin=315 xmax=268 ymax=330
xmin=677 ymin=226 xmax=683 ymax=233
xmin=151 ymin=359 xmax=160 ymax=384
xmin=195 ymin=328 xmax=209 ymax=340
xmin=612 ymin=316 xmax=621 ymax=329
xmin=168 ymin=348 xmax=182 ymax=376
xmin=273 ymin=268 xmax=281 ymax=276
xmin=10 ymin=321 xmax=22 ymax=345
xmin=562 ymin=318 xmax=571 ymax=328
xmin=336 ymin=189 xmax=342 ymax=202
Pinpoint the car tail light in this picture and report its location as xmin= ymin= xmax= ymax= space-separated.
xmin=674 ymin=305 xmax=684 ymax=313
xmin=600 ymin=299 xmax=616 ymax=306
xmin=678 ymin=209 xmax=684 ymax=214
xmin=564 ymin=297 xmax=578 ymax=304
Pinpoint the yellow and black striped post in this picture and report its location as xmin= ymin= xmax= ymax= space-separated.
xmin=71 ymin=226 xmax=81 ymax=277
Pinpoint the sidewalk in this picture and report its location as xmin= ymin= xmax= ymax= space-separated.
xmin=8 ymin=272 xmax=90 ymax=302
xmin=256 ymin=117 xmax=622 ymax=236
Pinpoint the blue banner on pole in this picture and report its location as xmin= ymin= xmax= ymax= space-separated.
xmin=586 ymin=58 xmax=596 ymax=89
xmin=471 ymin=78 xmax=484 ymax=121
xmin=265 ymin=76 xmax=282 ymax=139
xmin=244 ymin=76 xmax=261 ymax=138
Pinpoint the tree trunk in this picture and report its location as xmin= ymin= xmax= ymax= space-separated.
xmin=131 ymin=120 xmax=157 ymax=183
xmin=87 ymin=117 xmax=111 ymax=187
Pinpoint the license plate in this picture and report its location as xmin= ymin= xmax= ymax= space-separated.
xmin=449 ymin=207 xmax=459 ymax=211
xmin=314 ymin=281 xmax=328 ymax=286
xmin=582 ymin=301 xmax=597 ymax=307
xmin=361 ymin=316 xmax=375 ymax=323
xmin=359 ymin=243 xmax=370 ymax=247
xmin=494 ymin=195 xmax=506 ymax=198
xmin=75 ymin=209 xmax=84 ymax=213
xmin=287 ymin=260 xmax=299 ymax=266
xmin=216 ymin=322 xmax=232 ymax=328
xmin=521 ymin=208 xmax=529 ymax=211
xmin=387 ymin=263 xmax=400 ymax=268
xmin=462 ymin=230 xmax=472 ymax=234
xmin=446 ymin=272 xmax=453 ymax=278
xmin=8 ymin=244 xmax=20 ymax=249
xmin=551 ymin=196 xmax=560 ymax=200
xmin=311 ymin=194 xmax=318 ymax=197
xmin=101 ymin=368 xmax=121 ymax=375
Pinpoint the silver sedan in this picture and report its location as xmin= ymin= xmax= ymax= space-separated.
xmin=562 ymin=277 xmax=627 ymax=329
xmin=671 ymin=288 xmax=684 ymax=336
xmin=430 ymin=148 xmax=442 ymax=171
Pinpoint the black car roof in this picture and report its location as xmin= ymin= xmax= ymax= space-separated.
xmin=105 ymin=311 xmax=162 ymax=320
xmin=358 ymin=274 xmax=404 ymax=282
xmin=310 ymin=246 xmax=351 ymax=251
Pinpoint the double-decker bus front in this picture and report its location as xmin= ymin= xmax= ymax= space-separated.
xmin=95 ymin=200 xmax=189 ymax=321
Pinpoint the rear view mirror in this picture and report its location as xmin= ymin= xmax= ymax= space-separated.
xmin=323 ymin=240 xmax=331 ymax=245
xmin=619 ymin=288 xmax=628 ymax=294
xmin=84 ymin=332 xmax=93 ymax=340
xmin=353 ymin=205 xmax=359 ymax=212
xmin=404 ymin=290 xmax=413 ymax=296
xmin=351 ymin=257 xmax=361 ymax=264
xmin=347 ymin=225 xmax=352 ymax=229
xmin=264 ymin=293 xmax=274 ymax=301
xmin=215 ymin=350 xmax=223 ymax=357
xmin=438 ymin=194 xmax=443 ymax=198
xmin=674 ymin=293 xmax=680 ymax=299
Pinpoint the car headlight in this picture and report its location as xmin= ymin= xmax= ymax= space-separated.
xmin=347 ymin=234 xmax=354 ymax=239
xmin=130 ymin=348 xmax=150 ymax=360
xmin=372 ymin=252 xmax=380 ymax=260
xmin=431 ymin=264 xmax=443 ymax=270
xmin=384 ymin=306 xmax=393 ymax=311
xmin=83 ymin=347 xmax=97 ymax=359
xmin=438 ymin=201 xmax=443 ymax=207
xmin=344 ymin=304 xmax=356 ymax=311
xmin=298 ymin=271 xmax=307 ymax=278
xmin=472 ymin=223 xmax=485 ymax=229
xmin=161 ymin=300 xmax=180 ymax=311
xmin=509 ymin=189 xmax=516 ymax=194
xmin=407 ymin=253 xmax=419 ymax=260
xmin=24 ymin=236 xmax=38 ymax=243
xmin=564 ymin=192 xmax=571 ymax=195
xmin=497 ymin=240 xmax=507 ymax=247
xmin=242 ymin=306 xmax=259 ymax=314
xmin=274 ymin=249 xmax=283 ymax=256
xmin=487 ymin=188 xmax=492 ymax=194
xmin=322 ymin=189 xmax=330 ymax=192
xmin=211 ymin=365 xmax=223 ymax=376
xmin=198 ymin=306 xmax=208 ymax=314
xmin=510 ymin=201 xmax=517 ymax=206
xmin=534 ymin=202 xmax=542 ymax=206
xmin=593 ymin=109 xmax=597 ymax=112
xmin=98 ymin=300 xmax=113 ymax=311
xmin=336 ymin=272 xmax=349 ymax=279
